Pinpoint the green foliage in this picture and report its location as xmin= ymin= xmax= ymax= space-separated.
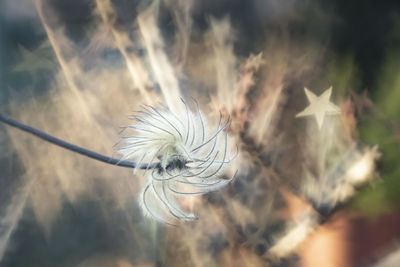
xmin=351 ymin=18 xmax=400 ymax=215
xmin=324 ymin=53 xmax=360 ymax=96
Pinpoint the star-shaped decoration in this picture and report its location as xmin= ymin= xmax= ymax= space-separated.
xmin=12 ymin=42 xmax=56 ymax=74
xmin=296 ymin=87 xmax=341 ymax=129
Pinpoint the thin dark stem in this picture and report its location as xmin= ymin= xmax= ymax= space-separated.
xmin=0 ymin=113 xmax=159 ymax=169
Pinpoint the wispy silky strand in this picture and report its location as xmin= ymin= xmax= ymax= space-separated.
xmin=117 ymin=99 xmax=237 ymax=224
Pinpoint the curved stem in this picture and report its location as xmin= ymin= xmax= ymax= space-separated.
xmin=0 ymin=113 xmax=158 ymax=169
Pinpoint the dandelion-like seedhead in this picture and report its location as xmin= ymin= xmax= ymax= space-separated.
xmin=117 ymin=100 xmax=237 ymax=224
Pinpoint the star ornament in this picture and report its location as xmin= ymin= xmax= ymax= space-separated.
xmin=296 ymin=87 xmax=341 ymax=129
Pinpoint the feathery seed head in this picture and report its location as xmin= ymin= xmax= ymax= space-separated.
xmin=117 ymin=99 xmax=237 ymax=224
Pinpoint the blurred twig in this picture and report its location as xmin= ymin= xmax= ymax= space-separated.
xmin=0 ymin=113 xmax=158 ymax=169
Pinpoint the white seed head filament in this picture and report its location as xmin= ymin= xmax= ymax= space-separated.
xmin=117 ymin=99 xmax=237 ymax=224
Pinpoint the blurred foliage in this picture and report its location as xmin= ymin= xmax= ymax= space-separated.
xmin=325 ymin=53 xmax=360 ymax=97
xmin=351 ymin=14 xmax=400 ymax=216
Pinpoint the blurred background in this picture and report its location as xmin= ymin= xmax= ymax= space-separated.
xmin=1 ymin=0 xmax=400 ymax=266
